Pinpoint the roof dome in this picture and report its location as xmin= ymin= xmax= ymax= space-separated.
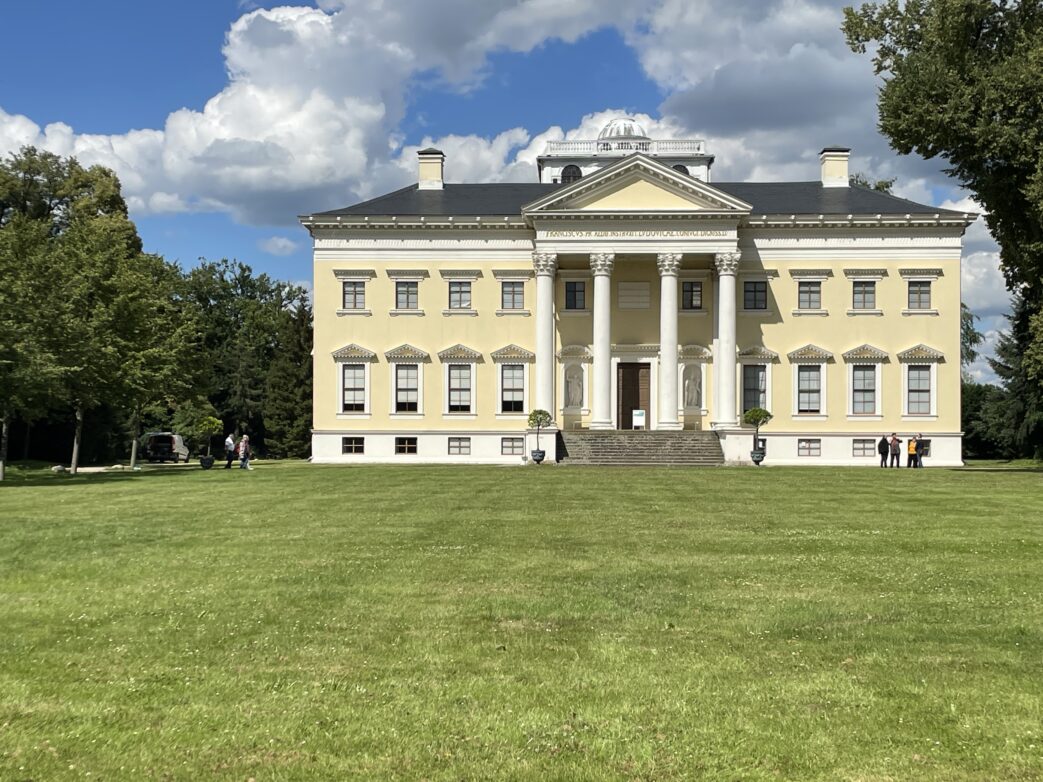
xmin=597 ymin=117 xmax=649 ymax=141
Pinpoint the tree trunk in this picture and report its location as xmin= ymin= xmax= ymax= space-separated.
xmin=0 ymin=414 xmax=8 ymax=482
xmin=129 ymin=411 xmax=140 ymax=470
xmin=70 ymin=406 xmax=84 ymax=475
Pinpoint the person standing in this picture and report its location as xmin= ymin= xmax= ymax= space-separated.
xmin=915 ymin=433 xmax=926 ymax=468
xmin=877 ymin=434 xmax=889 ymax=468
xmin=889 ymin=433 xmax=901 ymax=468
xmin=907 ymin=435 xmax=917 ymax=468
xmin=224 ymin=433 xmax=236 ymax=469
xmin=238 ymin=434 xmax=252 ymax=470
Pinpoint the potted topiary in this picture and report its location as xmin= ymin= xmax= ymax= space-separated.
xmin=527 ymin=409 xmax=553 ymax=464
xmin=743 ymin=407 xmax=773 ymax=466
xmin=194 ymin=415 xmax=222 ymax=469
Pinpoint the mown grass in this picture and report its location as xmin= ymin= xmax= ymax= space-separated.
xmin=1 ymin=461 xmax=1041 ymax=780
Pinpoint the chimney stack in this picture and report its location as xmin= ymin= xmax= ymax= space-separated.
xmin=819 ymin=147 xmax=850 ymax=188
xmin=418 ymin=148 xmax=445 ymax=190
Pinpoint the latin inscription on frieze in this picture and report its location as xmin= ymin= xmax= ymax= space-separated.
xmin=543 ymin=230 xmax=730 ymax=239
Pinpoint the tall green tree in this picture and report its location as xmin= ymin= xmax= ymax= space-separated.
xmin=264 ymin=291 xmax=313 ymax=458
xmin=961 ymin=302 xmax=986 ymax=368
xmin=844 ymin=1 xmax=1043 ymax=298
xmin=986 ymin=294 xmax=1043 ymax=458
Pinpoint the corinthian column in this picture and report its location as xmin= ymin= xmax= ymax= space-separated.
xmin=657 ymin=252 xmax=683 ymax=430
xmin=589 ymin=252 xmax=615 ymax=429
xmin=533 ymin=251 xmax=558 ymax=416
xmin=713 ymin=251 xmax=741 ymax=427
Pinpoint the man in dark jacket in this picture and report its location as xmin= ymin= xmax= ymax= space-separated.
xmin=915 ymin=433 xmax=926 ymax=468
xmin=877 ymin=435 xmax=889 ymax=468
xmin=889 ymin=433 xmax=901 ymax=468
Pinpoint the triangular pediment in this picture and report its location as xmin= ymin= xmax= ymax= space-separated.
xmin=437 ymin=344 xmax=483 ymax=362
xmin=843 ymin=344 xmax=889 ymax=362
xmin=384 ymin=344 xmax=430 ymax=362
xmin=491 ymin=344 xmax=535 ymax=363
xmin=332 ymin=343 xmax=377 ymax=362
xmin=897 ymin=344 xmax=945 ymax=363
xmin=788 ymin=344 xmax=834 ymax=363
xmin=523 ymin=154 xmax=752 ymax=215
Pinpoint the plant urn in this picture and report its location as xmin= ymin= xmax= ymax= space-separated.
xmin=199 ymin=455 xmax=216 ymax=470
xmin=750 ymin=449 xmax=765 ymax=466
xmin=531 ymin=449 xmax=546 ymax=464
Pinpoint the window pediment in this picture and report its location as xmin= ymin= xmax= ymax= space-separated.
xmin=738 ymin=345 xmax=779 ymax=362
xmin=491 ymin=344 xmax=535 ymax=363
xmin=385 ymin=344 xmax=431 ymax=362
xmin=897 ymin=344 xmax=945 ymax=363
xmin=437 ymin=344 xmax=483 ymax=362
xmin=843 ymin=344 xmax=889 ymax=362
xmin=788 ymin=344 xmax=834 ymax=363
xmin=680 ymin=344 xmax=712 ymax=361
xmin=332 ymin=343 xmax=377 ymax=362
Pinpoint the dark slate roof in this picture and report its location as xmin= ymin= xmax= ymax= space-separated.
xmin=311 ymin=181 xmax=968 ymax=218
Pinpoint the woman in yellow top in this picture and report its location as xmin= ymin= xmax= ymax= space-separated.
xmin=907 ymin=436 xmax=918 ymax=468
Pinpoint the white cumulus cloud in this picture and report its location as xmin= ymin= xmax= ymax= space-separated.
xmin=259 ymin=236 xmax=299 ymax=256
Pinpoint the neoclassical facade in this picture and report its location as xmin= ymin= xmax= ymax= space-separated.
xmin=301 ymin=119 xmax=974 ymax=465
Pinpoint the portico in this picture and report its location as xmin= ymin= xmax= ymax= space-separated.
xmin=522 ymin=153 xmax=752 ymax=432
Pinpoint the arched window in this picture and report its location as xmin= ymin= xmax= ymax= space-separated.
xmin=672 ymin=164 xmax=690 ymax=176
xmin=561 ymin=165 xmax=582 ymax=184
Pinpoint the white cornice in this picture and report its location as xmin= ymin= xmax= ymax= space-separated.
xmin=438 ymin=269 xmax=484 ymax=279
xmin=333 ymin=269 xmax=376 ymax=279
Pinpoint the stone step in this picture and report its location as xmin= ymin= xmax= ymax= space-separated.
xmin=558 ymin=430 xmax=725 ymax=466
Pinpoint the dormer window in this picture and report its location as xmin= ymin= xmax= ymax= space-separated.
xmin=561 ymin=165 xmax=582 ymax=184
xmin=672 ymin=164 xmax=690 ymax=175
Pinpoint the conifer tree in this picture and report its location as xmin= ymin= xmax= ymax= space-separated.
xmin=264 ymin=291 xmax=313 ymax=458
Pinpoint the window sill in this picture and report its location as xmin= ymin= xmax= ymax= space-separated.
xmin=442 ymin=414 xmax=477 ymax=420
xmin=496 ymin=413 xmax=528 ymax=420
xmin=337 ymin=309 xmax=372 ymax=317
xmin=902 ymin=414 xmax=938 ymax=421
xmin=740 ymin=310 xmax=772 ymax=317
xmin=792 ymin=414 xmax=827 ymax=421
xmin=336 ymin=413 xmax=371 ymax=419
xmin=390 ymin=309 xmax=425 ymax=317
xmin=902 ymin=309 xmax=939 ymax=316
xmin=390 ymin=413 xmax=425 ymax=419
xmin=679 ymin=309 xmax=708 ymax=316
xmin=496 ymin=309 xmax=531 ymax=317
xmin=443 ymin=309 xmax=478 ymax=317
xmin=791 ymin=309 xmax=829 ymax=317
xmin=847 ymin=414 xmax=883 ymax=421
xmin=847 ymin=309 xmax=883 ymax=317
xmin=560 ymin=310 xmax=591 ymax=317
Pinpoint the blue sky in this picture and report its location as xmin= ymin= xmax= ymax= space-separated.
xmin=0 ymin=0 xmax=1008 ymax=379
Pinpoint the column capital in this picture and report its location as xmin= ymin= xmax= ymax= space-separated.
xmin=532 ymin=251 xmax=558 ymax=276
xmin=656 ymin=252 xmax=682 ymax=276
xmin=714 ymin=251 xmax=741 ymax=276
xmin=590 ymin=252 xmax=615 ymax=276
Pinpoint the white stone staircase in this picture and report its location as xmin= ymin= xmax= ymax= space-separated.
xmin=557 ymin=430 xmax=725 ymax=466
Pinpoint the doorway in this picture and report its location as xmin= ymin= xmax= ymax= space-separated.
xmin=617 ymin=362 xmax=651 ymax=429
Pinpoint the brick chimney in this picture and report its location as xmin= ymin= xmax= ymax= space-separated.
xmin=819 ymin=147 xmax=851 ymax=188
xmin=418 ymin=148 xmax=445 ymax=190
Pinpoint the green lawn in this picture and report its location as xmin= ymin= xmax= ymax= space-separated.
xmin=1 ymin=462 xmax=1041 ymax=781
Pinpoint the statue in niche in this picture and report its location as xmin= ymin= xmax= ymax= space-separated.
xmin=565 ymin=365 xmax=583 ymax=408
xmin=683 ymin=365 xmax=702 ymax=409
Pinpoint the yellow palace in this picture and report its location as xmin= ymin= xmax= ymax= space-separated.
xmin=300 ymin=118 xmax=974 ymax=466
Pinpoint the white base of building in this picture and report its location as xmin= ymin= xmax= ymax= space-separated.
xmin=717 ymin=430 xmax=964 ymax=467
xmin=312 ymin=430 xmax=558 ymax=465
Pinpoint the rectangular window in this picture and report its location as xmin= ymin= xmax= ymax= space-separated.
xmin=448 ymin=364 xmax=472 ymax=413
xmin=501 ymin=281 xmax=524 ymax=310
xmin=797 ymin=365 xmax=821 ymax=414
xmin=852 ymin=439 xmax=875 ymax=457
xmin=501 ymin=364 xmax=524 ymax=413
xmin=448 ymin=437 xmax=471 ymax=455
xmin=852 ymin=365 xmax=876 ymax=415
xmin=395 ymin=364 xmax=418 ymax=412
xmin=341 ymin=436 xmax=364 ymax=454
xmin=395 ymin=437 xmax=418 ymax=455
xmin=682 ymin=280 xmax=703 ymax=310
xmin=908 ymin=281 xmax=932 ymax=310
xmin=908 ymin=365 xmax=932 ymax=414
xmin=396 ymin=281 xmax=418 ymax=310
xmin=565 ymin=281 xmax=586 ymax=310
xmin=852 ymin=280 xmax=876 ymax=310
xmin=342 ymin=281 xmax=365 ymax=310
xmin=742 ymin=364 xmax=767 ymax=413
xmin=797 ymin=281 xmax=821 ymax=310
xmin=798 ymin=439 xmax=821 ymax=457
xmin=501 ymin=437 xmax=524 ymax=456
xmin=449 ymin=281 xmax=471 ymax=310
xmin=744 ymin=280 xmax=767 ymax=310
xmin=342 ymin=364 xmax=365 ymax=412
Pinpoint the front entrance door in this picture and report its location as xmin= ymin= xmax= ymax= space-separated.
xmin=617 ymin=363 xmax=651 ymax=429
